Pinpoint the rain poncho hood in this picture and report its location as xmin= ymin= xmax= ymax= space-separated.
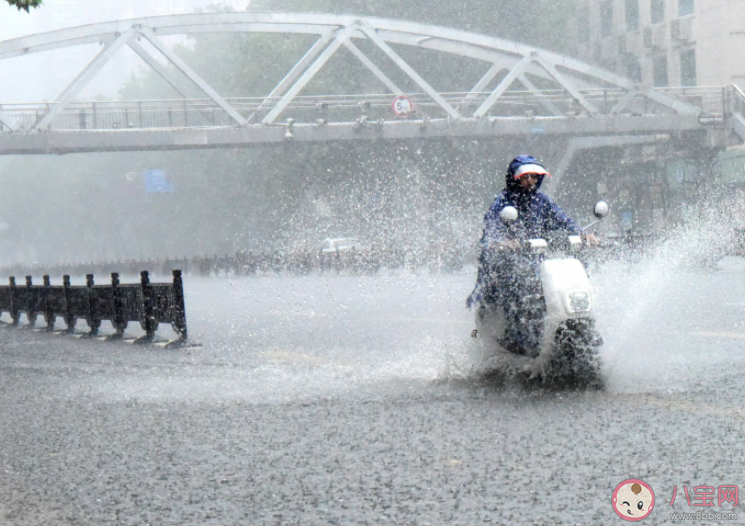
xmin=505 ymin=154 xmax=549 ymax=202
xmin=483 ymin=155 xmax=578 ymax=245
xmin=466 ymin=155 xmax=581 ymax=308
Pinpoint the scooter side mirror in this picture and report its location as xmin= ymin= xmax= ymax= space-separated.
xmin=593 ymin=201 xmax=609 ymax=219
xmin=500 ymin=206 xmax=518 ymax=224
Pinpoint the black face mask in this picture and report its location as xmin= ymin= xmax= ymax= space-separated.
xmin=505 ymin=174 xmax=544 ymax=196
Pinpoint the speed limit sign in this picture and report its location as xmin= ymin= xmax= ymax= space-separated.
xmin=392 ymin=95 xmax=414 ymax=117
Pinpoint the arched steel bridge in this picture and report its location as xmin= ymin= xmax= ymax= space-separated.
xmin=0 ymin=12 xmax=742 ymax=158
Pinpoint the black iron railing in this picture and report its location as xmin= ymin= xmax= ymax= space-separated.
xmin=0 ymin=270 xmax=189 ymax=347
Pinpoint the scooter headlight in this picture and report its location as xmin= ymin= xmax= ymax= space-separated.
xmin=565 ymin=289 xmax=591 ymax=313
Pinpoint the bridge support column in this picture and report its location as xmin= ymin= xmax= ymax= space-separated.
xmin=547 ymin=135 xmax=666 ymax=192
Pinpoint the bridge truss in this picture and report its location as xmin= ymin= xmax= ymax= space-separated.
xmin=0 ymin=12 xmax=725 ymax=154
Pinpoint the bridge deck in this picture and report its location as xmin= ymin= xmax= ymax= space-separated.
xmin=0 ymin=13 xmax=740 ymax=154
xmin=0 ymin=114 xmax=707 ymax=155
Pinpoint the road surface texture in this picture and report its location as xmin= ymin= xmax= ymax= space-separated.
xmin=1 ymin=259 xmax=745 ymax=525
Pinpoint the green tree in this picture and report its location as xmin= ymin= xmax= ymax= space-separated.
xmin=0 ymin=1 xmax=584 ymax=266
xmin=247 ymin=0 xmax=581 ymax=54
xmin=6 ymin=0 xmax=42 ymax=12
xmin=122 ymin=1 xmax=583 ymax=100
xmin=111 ymin=1 xmax=586 ymax=260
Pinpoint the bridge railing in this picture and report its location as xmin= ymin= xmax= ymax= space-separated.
xmin=656 ymin=86 xmax=732 ymax=116
xmin=0 ymin=87 xmax=711 ymax=132
xmin=729 ymin=85 xmax=745 ymax=116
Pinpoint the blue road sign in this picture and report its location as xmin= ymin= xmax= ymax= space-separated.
xmin=145 ymin=170 xmax=174 ymax=193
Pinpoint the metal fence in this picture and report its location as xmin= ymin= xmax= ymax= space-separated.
xmin=0 ymin=270 xmax=189 ymax=348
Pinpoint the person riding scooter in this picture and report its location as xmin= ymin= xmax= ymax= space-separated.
xmin=467 ymin=155 xmax=599 ymax=356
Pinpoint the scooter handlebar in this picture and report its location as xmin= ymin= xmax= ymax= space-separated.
xmin=522 ymin=233 xmax=602 ymax=253
xmin=489 ymin=233 xmax=602 ymax=254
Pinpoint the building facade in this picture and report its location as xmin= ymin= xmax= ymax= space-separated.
xmin=575 ymin=0 xmax=745 ymax=88
xmin=568 ymin=1 xmax=745 ymax=237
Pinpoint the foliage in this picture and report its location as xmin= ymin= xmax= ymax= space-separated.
xmin=108 ymin=1 xmax=585 ymax=261
xmin=5 ymin=0 xmax=42 ymax=12
xmin=247 ymin=0 xmax=582 ymax=54
xmin=0 ymin=1 xmax=586 ymax=265
xmin=122 ymin=0 xmax=582 ymax=99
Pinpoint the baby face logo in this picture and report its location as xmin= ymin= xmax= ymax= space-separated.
xmin=612 ymin=479 xmax=655 ymax=521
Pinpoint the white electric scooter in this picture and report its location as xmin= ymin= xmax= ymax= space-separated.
xmin=472 ymin=201 xmax=609 ymax=388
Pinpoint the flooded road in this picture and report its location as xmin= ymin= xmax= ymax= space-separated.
xmin=1 ymin=262 xmax=744 ymax=524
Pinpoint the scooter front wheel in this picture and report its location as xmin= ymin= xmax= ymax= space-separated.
xmin=548 ymin=318 xmax=604 ymax=390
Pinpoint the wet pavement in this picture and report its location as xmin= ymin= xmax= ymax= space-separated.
xmin=1 ymin=263 xmax=745 ymax=525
